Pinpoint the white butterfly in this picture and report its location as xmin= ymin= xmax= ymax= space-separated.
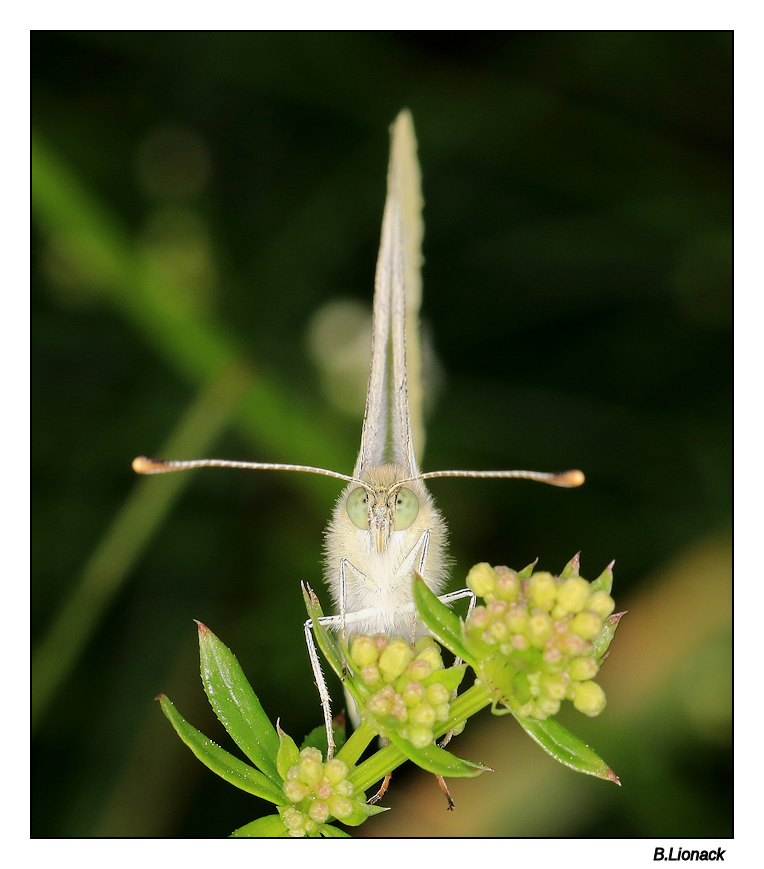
xmin=134 ymin=110 xmax=583 ymax=757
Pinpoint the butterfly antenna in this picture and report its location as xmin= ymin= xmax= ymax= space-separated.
xmin=132 ymin=456 xmax=360 ymax=485
xmin=412 ymin=468 xmax=585 ymax=488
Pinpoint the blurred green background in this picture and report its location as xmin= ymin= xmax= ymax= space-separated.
xmin=32 ymin=32 xmax=731 ymax=838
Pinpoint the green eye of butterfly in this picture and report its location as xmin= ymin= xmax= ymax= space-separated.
xmin=393 ymin=487 xmax=419 ymax=530
xmin=346 ymin=486 xmax=369 ymax=529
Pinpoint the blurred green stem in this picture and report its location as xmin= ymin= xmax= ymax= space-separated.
xmin=32 ymin=362 xmax=251 ymax=729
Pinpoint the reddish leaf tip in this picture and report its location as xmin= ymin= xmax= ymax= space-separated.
xmin=606 ymin=768 xmax=621 ymax=786
xmin=194 ymin=620 xmax=210 ymax=633
xmin=155 ymin=694 xmax=166 ymax=702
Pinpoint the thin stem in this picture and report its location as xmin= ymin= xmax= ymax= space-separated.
xmin=336 ymin=720 xmax=378 ymax=768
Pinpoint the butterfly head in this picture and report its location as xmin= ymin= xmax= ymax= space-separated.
xmin=345 ymin=465 xmax=427 ymax=553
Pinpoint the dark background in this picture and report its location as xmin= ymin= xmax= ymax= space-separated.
xmin=32 ymin=31 xmax=731 ymax=838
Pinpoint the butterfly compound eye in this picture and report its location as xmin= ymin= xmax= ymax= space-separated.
xmin=346 ymin=486 xmax=370 ymax=529
xmin=393 ymin=487 xmax=419 ymax=530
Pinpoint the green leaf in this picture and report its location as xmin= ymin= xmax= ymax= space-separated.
xmin=560 ymin=554 xmax=581 ymax=578
xmin=196 ymin=622 xmax=280 ymax=783
xmin=590 ymin=561 xmax=614 ymax=595
xmin=230 ymin=815 xmax=290 ymax=837
xmin=318 ymin=823 xmax=352 ymax=837
xmin=338 ymin=800 xmax=390 ymax=827
xmin=301 ymin=721 xmax=346 ymax=756
xmin=513 ymin=714 xmax=620 ymax=784
xmin=302 ymin=584 xmax=345 ymax=681
xmin=276 ymin=723 xmax=301 ymax=780
xmin=412 ymin=577 xmax=478 ymax=668
xmin=386 ymin=731 xmax=488 ymax=779
xmin=157 ymin=695 xmax=287 ymax=804
xmin=593 ymin=611 xmax=625 ymax=659
xmin=422 ymin=663 xmax=467 ymax=693
xmin=517 ymin=560 xmax=538 ymax=579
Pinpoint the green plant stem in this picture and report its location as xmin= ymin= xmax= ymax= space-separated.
xmin=336 ymin=720 xmax=377 ymax=767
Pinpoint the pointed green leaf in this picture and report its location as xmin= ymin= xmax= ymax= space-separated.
xmin=157 ymin=694 xmax=287 ymax=804
xmin=412 ymin=577 xmax=478 ymax=668
xmin=230 ymin=815 xmax=290 ymax=837
xmin=196 ymin=622 xmax=280 ymax=783
xmin=517 ymin=560 xmax=538 ymax=579
xmin=386 ymin=730 xmax=488 ymax=778
xmin=422 ymin=663 xmax=467 ymax=693
xmin=337 ymin=800 xmax=390 ymax=827
xmin=593 ymin=611 xmax=626 ymax=659
xmin=590 ymin=561 xmax=615 ymax=594
xmin=513 ymin=713 xmax=620 ymax=784
xmin=301 ymin=720 xmax=347 ymax=756
xmin=560 ymin=553 xmax=581 ymax=579
xmin=303 ymin=584 xmax=345 ymax=681
xmin=318 ymin=823 xmax=352 ymax=837
xmin=276 ymin=723 xmax=300 ymax=780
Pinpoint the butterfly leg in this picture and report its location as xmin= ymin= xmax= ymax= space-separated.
xmin=303 ymin=615 xmax=337 ymax=759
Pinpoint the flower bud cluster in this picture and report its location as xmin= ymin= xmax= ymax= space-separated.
xmin=465 ymin=561 xmax=617 ymax=720
xmin=280 ymin=748 xmax=361 ymax=837
xmin=348 ymin=634 xmax=456 ymax=749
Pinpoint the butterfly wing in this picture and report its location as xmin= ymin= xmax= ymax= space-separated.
xmin=355 ymin=109 xmax=424 ymax=480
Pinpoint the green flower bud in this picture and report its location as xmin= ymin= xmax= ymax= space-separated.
xmin=360 ymin=664 xmax=381 ymax=686
xmin=401 ymin=680 xmax=425 ymax=707
xmin=572 ymin=680 xmax=607 ymax=716
xmin=308 ymin=799 xmax=330 ymax=823
xmin=368 ymin=691 xmax=393 ymax=718
xmin=297 ymin=748 xmax=324 ymax=788
xmin=527 ymin=611 xmax=554 ymax=647
xmin=534 ymin=696 xmax=561 ymax=718
xmin=487 ymin=599 xmax=509 ymax=618
xmin=511 ymin=634 xmax=529 ymax=651
xmin=569 ymin=656 xmax=600 ymax=681
xmin=571 ymin=610 xmax=603 ymax=640
xmin=334 ymin=779 xmax=353 ymax=797
xmin=409 ymin=701 xmax=437 ymax=728
xmin=559 ymin=632 xmax=587 ymax=656
xmin=415 ymin=635 xmax=439 ymax=653
xmin=391 ymin=698 xmax=408 ymax=723
xmin=506 ymin=603 xmax=529 ymax=633
xmin=467 ymin=605 xmax=491 ymax=634
xmin=426 ymin=683 xmax=450 ymax=707
xmin=283 ymin=779 xmax=310 ymax=803
xmin=539 ymin=672 xmax=568 ymax=701
xmin=282 ymin=806 xmax=309 ymax=837
xmin=350 ymin=634 xmax=379 ymax=668
xmin=528 ymin=573 xmax=557 ymax=611
xmin=416 ymin=644 xmax=444 ymax=672
xmin=315 ymin=780 xmax=332 ymax=800
xmin=323 ymin=758 xmax=348 ymax=786
xmin=408 ymin=725 xmax=434 ymax=749
xmin=587 ymin=589 xmax=616 ymax=619
xmin=494 ymin=567 xmax=520 ymax=602
xmin=488 ymin=618 xmax=510 ymax=643
xmin=328 ymin=795 xmax=354 ymax=820
xmin=379 ymin=638 xmax=415 ymax=681
xmin=435 ymin=703 xmax=451 ymax=721
xmin=404 ymin=658 xmax=433 ymax=681
xmin=556 ymin=577 xmax=591 ymax=614
xmin=467 ymin=562 xmax=497 ymax=598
